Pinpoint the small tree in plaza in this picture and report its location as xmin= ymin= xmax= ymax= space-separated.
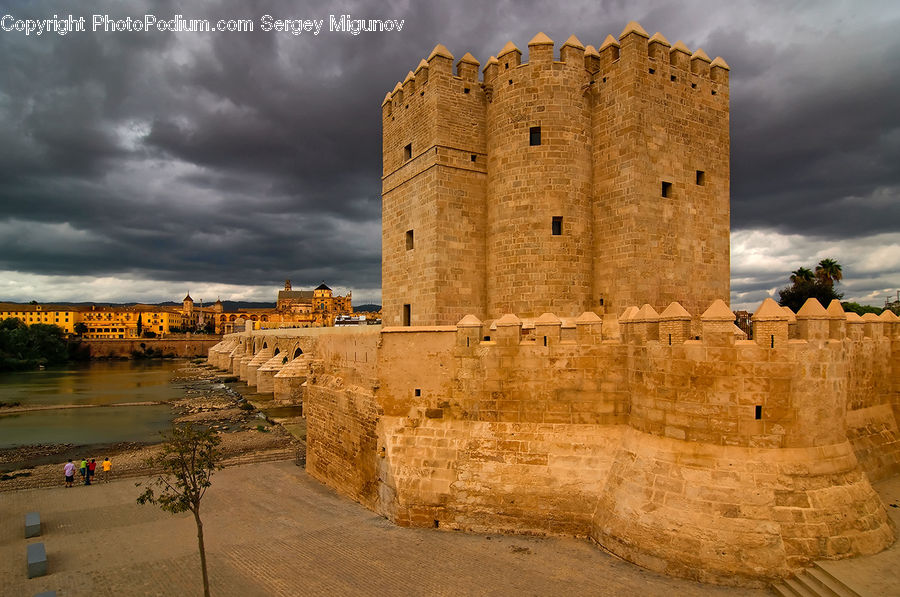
xmin=136 ymin=423 xmax=223 ymax=597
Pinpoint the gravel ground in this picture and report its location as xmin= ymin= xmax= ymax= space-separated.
xmin=0 ymin=363 xmax=301 ymax=492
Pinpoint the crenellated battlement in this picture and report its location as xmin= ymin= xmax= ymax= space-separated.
xmin=384 ymin=22 xmax=729 ymax=107
xmin=211 ymin=288 xmax=900 ymax=583
xmin=448 ymin=297 xmax=899 ymax=351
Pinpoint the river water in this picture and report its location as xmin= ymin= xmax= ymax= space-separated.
xmin=0 ymin=360 xmax=184 ymax=449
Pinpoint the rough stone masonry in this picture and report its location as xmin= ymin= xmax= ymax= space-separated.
xmin=208 ymin=22 xmax=900 ymax=587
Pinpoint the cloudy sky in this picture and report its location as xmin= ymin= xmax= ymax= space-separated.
xmin=1 ymin=0 xmax=898 ymax=310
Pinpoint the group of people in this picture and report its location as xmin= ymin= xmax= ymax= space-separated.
xmin=63 ymin=457 xmax=111 ymax=487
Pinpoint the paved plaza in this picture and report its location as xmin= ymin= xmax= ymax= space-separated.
xmin=0 ymin=461 xmax=789 ymax=596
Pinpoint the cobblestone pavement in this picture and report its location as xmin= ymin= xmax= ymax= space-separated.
xmin=2 ymin=461 xmax=773 ymax=596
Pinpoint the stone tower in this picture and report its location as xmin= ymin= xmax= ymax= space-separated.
xmin=382 ymin=22 xmax=730 ymax=326
xmin=182 ymin=292 xmax=193 ymax=316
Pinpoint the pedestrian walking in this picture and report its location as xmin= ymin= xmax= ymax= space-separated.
xmin=101 ymin=457 xmax=112 ymax=483
xmin=79 ymin=458 xmax=87 ymax=482
xmin=64 ymin=459 xmax=76 ymax=488
xmin=88 ymin=459 xmax=97 ymax=484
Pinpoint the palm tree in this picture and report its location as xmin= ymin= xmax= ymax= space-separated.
xmin=790 ymin=267 xmax=814 ymax=285
xmin=815 ymin=258 xmax=843 ymax=288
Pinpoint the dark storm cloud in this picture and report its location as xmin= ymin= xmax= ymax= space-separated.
xmin=0 ymin=0 xmax=898 ymax=305
xmin=726 ymin=30 xmax=900 ymax=237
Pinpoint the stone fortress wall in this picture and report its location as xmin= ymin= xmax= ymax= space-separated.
xmin=207 ymin=22 xmax=900 ymax=587
xmin=209 ymin=298 xmax=900 ymax=586
xmin=382 ymin=22 xmax=730 ymax=326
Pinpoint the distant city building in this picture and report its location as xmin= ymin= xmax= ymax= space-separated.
xmin=0 ymin=304 xmax=80 ymax=334
xmin=0 ymin=302 xmax=190 ymax=339
xmin=216 ymin=281 xmax=357 ymax=333
xmin=0 ymin=280 xmax=371 ymax=337
xmin=80 ymin=304 xmax=187 ymax=338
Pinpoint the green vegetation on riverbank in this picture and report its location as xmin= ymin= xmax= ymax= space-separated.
xmin=0 ymin=318 xmax=87 ymax=371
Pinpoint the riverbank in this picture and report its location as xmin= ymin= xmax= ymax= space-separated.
xmin=0 ymin=363 xmax=301 ymax=491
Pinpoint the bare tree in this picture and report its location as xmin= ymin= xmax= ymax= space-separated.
xmin=137 ymin=423 xmax=223 ymax=597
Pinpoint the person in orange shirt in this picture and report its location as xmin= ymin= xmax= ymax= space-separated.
xmin=101 ymin=457 xmax=112 ymax=483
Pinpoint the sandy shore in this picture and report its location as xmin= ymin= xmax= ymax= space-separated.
xmin=0 ymin=363 xmax=301 ymax=491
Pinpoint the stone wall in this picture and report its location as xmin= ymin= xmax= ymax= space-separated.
xmin=380 ymin=418 xmax=623 ymax=535
xmin=210 ymin=302 xmax=900 ymax=586
xmin=381 ymin=45 xmax=487 ymax=326
xmin=84 ymin=336 xmax=221 ymax=358
xmin=591 ymin=27 xmax=730 ymax=316
xmin=845 ymin=336 xmax=900 ymax=481
xmin=303 ymin=330 xmax=381 ymax=509
xmin=592 ymin=430 xmax=890 ymax=585
xmin=288 ymin=301 xmax=897 ymax=585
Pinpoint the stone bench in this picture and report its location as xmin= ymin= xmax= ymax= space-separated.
xmin=25 ymin=512 xmax=41 ymax=538
xmin=27 ymin=542 xmax=48 ymax=578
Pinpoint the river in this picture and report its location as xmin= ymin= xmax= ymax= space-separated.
xmin=0 ymin=360 xmax=184 ymax=449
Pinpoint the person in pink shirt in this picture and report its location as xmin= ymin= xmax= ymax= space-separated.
xmin=63 ymin=459 xmax=76 ymax=488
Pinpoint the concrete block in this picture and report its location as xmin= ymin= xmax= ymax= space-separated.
xmin=27 ymin=542 xmax=48 ymax=578
xmin=25 ymin=512 xmax=41 ymax=538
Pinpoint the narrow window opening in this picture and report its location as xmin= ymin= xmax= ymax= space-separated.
xmin=599 ymin=298 xmax=604 ymax=306
xmin=670 ymin=75 xmax=677 ymax=82
xmin=471 ymin=154 xmax=477 ymax=162
xmin=505 ymin=62 xmax=509 ymax=69
xmin=691 ymin=82 xmax=697 ymax=89
xmin=403 ymin=143 xmax=412 ymax=161
xmin=529 ymin=126 xmax=541 ymax=146
xmin=649 ymin=68 xmax=655 ymax=74
xmin=433 ymin=519 xmax=440 ymax=528
xmin=483 ymin=335 xmax=491 ymax=341
xmin=463 ymin=87 xmax=470 ymax=94
xmin=770 ymin=335 xmax=775 ymax=348
xmin=403 ymin=304 xmax=411 ymax=326
xmin=415 ymin=388 xmax=421 ymax=397
xmin=551 ymin=216 xmax=562 ymax=236
xmin=755 ymin=405 xmax=762 ymax=420
xmin=420 ymin=91 xmax=424 ymax=96
xmin=711 ymin=90 xmax=717 ymax=95
xmin=466 ymin=337 xmax=470 ymax=347
xmin=668 ymin=334 xmax=672 ymax=346
xmin=508 ymin=79 xmax=513 ymax=85
xmin=661 ymin=181 xmax=673 ymax=198
xmin=543 ymin=336 xmax=548 ymax=347
xmin=602 ymin=77 xmax=607 ymax=83
xmin=406 ymin=229 xmax=414 ymax=250
xmin=696 ymin=170 xmax=706 ymax=186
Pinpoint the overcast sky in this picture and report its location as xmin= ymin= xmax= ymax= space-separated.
xmin=1 ymin=0 xmax=898 ymax=310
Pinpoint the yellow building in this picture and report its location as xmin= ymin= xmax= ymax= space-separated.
xmin=1 ymin=283 xmax=357 ymax=337
xmin=79 ymin=305 xmax=187 ymax=339
xmin=276 ymin=281 xmax=352 ymax=327
xmin=0 ymin=303 xmax=80 ymax=334
xmin=214 ymin=281 xmax=354 ymax=333
xmin=0 ymin=302 xmax=189 ymax=339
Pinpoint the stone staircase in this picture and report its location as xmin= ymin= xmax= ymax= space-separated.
xmin=220 ymin=447 xmax=300 ymax=469
xmin=772 ymin=563 xmax=864 ymax=597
